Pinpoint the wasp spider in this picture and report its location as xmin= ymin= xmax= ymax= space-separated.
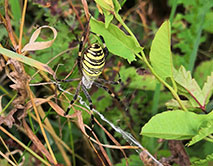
xmin=59 ymin=30 xmax=122 ymax=120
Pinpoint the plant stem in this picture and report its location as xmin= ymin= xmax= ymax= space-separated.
xmin=18 ymin=0 xmax=28 ymax=53
xmin=114 ymin=12 xmax=139 ymax=45
xmin=115 ymin=12 xmax=187 ymax=111
xmin=138 ymin=52 xmax=187 ymax=111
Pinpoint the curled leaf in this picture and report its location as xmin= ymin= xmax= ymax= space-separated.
xmin=21 ymin=25 xmax=57 ymax=52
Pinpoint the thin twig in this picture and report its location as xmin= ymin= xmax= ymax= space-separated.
xmin=26 ymin=84 xmax=58 ymax=165
xmin=18 ymin=0 xmax=28 ymax=53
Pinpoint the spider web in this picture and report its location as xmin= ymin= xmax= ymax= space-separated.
xmin=57 ymin=81 xmax=163 ymax=166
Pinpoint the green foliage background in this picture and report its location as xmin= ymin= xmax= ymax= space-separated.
xmin=0 ymin=0 xmax=213 ymax=165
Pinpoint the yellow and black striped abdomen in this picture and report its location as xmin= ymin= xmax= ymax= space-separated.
xmin=82 ymin=43 xmax=105 ymax=79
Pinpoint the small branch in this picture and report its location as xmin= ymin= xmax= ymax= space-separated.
xmin=18 ymin=0 xmax=28 ymax=53
xmin=138 ymin=52 xmax=187 ymax=111
xmin=4 ymin=0 xmax=17 ymax=49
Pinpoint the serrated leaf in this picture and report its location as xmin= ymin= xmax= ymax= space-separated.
xmin=141 ymin=110 xmax=207 ymax=140
xmin=174 ymin=66 xmax=205 ymax=108
xmin=166 ymin=99 xmax=195 ymax=110
xmin=192 ymin=153 xmax=213 ymax=165
xmin=202 ymin=72 xmax=213 ymax=105
xmin=90 ymin=17 xmax=143 ymax=62
xmin=149 ymin=20 xmax=173 ymax=80
xmin=187 ymin=119 xmax=213 ymax=146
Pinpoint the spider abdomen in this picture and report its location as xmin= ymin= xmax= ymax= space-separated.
xmin=82 ymin=43 xmax=106 ymax=83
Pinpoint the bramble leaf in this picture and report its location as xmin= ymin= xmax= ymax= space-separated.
xmin=174 ymin=66 xmax=205 ymax=108
xmin=187 ymin=118 xmax=213 ymax=146
xmin=202 ymin=72 xmax=213 ymax=105
xmin=149 ymin=20 xmax=173 ymax=80
xmin=141 ymin=110 xmax=208 ymax=140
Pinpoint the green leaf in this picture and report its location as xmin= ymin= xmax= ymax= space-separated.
xmin=149 ymin=20 xmax=173 ymax=80
xmin=187 ymin=119 xmax=213 ymax=146
xmin=141 ymin=110 xmax=208 ymax=140
xmin=202 ymin=72 xmax=213 ymax=105
xmin=90 ymin=17 xmax=143 ymax=62
xmin=166 ymin=99 xmax=196 ymax=111
xmin=0 ymin=47 xmax=54 ymax=75
xmin=174 ymin=66 xmax=205 ymax=108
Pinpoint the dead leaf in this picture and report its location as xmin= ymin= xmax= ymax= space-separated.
xmin=0 ymin=109 xmax=16 ymax=128
xmin=48 ymin=100 xmax=79 ymax=119
xmin=22 ymin=25 xmax=57 ymax=52
xmin=23 ymin=119 xmax=55 ymax=164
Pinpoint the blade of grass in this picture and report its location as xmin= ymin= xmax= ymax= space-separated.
xmin=0 ymin=85 xmax=13 ymax=98
xmin=0 ymin=47 xmax=54 ymax=75
xmin=32 ymin=99 xmax=71 ymax=165
xmin=0 ymin=136 xmax=18 ymax=165
xmin=169 ymin=0 xmax=177 ymax=24
xmin=188 ymin=1 xmax=210 ymax=72
xmin=26 ymin=85 xmax=57 ymax=165
xmin=151 ymin=83 xmax=161 ymax=115
xmin=29 ymin=112 xmax=91 ymax=165
xmin=0 ymin=126 xmax=51 ymax=166
xmin=0 ymin=93 xmax=17 ymax=115
xmin=68 ymin=120 xmax=76 ymax=166
xmin=0 ymin=150 xmax=16 ymax=166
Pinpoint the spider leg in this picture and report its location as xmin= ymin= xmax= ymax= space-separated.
xmin=81 ymin=84 xmax=95 ymax=126
xmin=93 ymin=82 xmax=121 ymax=102
xmin=65 ymin=80 xmax=82 ymax=116
xmin=97 ymin=72 xmax=122 ymax=85
xmin=93 ymin=81 xmax=128 ymax=111
xmin=56 ymin=78 xmax=81 ymax=83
